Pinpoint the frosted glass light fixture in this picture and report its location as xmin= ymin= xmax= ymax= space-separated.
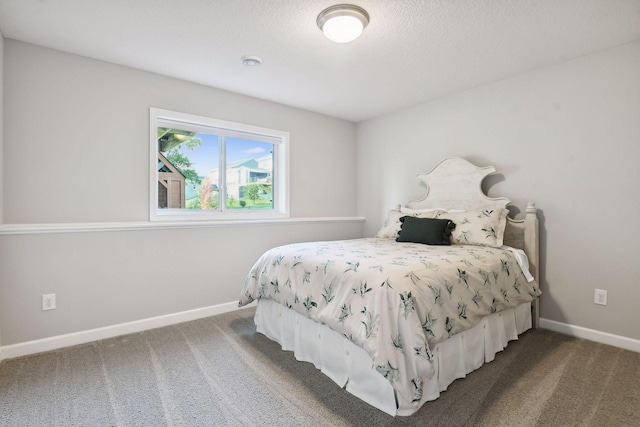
xmin=317 ymin=4 xmax=369 ymax=43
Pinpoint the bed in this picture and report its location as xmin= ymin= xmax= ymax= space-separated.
xmin=238 ymin=158 xmax=541 ymax=416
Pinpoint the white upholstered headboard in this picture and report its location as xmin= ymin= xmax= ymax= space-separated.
xmin=406 ymin=157 xmax=509 ymax=211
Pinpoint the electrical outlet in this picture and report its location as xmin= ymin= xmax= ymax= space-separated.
xmin=42 ymin=293 xmax=56 ymax=311
xmin=594 ymin=289 xmax=607 ymax=306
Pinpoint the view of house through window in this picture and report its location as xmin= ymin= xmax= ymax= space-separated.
xmin=151 ymin=109 xmax=288 ymax=220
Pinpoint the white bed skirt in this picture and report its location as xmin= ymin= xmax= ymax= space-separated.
xmin=255 ymin=299 xmax=532 ymax=417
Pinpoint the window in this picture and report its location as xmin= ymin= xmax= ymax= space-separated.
xmin=150 ymin=108 xmax=289 ymax=221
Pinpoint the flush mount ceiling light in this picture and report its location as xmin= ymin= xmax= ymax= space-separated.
xmin=317 ymin=4 xmax=369 ymax=43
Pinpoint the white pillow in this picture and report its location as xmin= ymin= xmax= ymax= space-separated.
xmin=436 ymin=208 xmax=508 ymax=247
xmin=376 ymin=209 xmax=443 ymax=239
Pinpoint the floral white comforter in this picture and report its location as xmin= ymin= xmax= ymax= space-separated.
xmin=239 ymin=238 xmax=541 ymax=407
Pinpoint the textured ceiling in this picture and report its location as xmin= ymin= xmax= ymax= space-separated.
xmin=1 ymin=0 xmax=639 ymax=122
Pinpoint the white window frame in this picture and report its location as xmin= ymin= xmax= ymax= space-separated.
xmin=150 ymin=108 xmax=290 ymax=222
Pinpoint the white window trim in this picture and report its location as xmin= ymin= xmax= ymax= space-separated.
xmin=149 ymin=108 xmax=290 ymax=222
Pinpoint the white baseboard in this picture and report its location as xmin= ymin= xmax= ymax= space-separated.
xmin=540 ymin=317 xmax=640 ymax=353
xmin=3 ymin=311 xmax=636 ymax=364
xmin=0 ymin=301 xmax=253 ymax=363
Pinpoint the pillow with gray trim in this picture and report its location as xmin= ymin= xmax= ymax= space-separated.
xmin=436 ymin=208 xmax=508 ymax=247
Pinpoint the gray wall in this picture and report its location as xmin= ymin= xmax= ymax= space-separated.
xmin=0 ymin=34 xmax=4 ymax=348
xmin=357 ymin=40 xmax=640 ymax=341
xmin=0 ymin=34 xmax=4 ymax=224
xmin=0 ymin=41 xmax=362 ymax=345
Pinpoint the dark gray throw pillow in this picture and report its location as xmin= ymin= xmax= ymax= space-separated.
xmin=396 ymin=216 xmax=456 ymax=245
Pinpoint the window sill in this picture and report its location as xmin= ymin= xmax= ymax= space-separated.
xmin=0 ymin=216 xmax=366 ymax=235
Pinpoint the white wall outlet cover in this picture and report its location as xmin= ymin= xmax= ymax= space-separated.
xmin=42 ymin=293 xmax=56 ymax=311
xmin=594 ymin=289 xmax=607 ymax=306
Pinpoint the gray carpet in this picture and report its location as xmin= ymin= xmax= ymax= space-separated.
xmin=1 ymin=307 xmax=639 ymax=426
